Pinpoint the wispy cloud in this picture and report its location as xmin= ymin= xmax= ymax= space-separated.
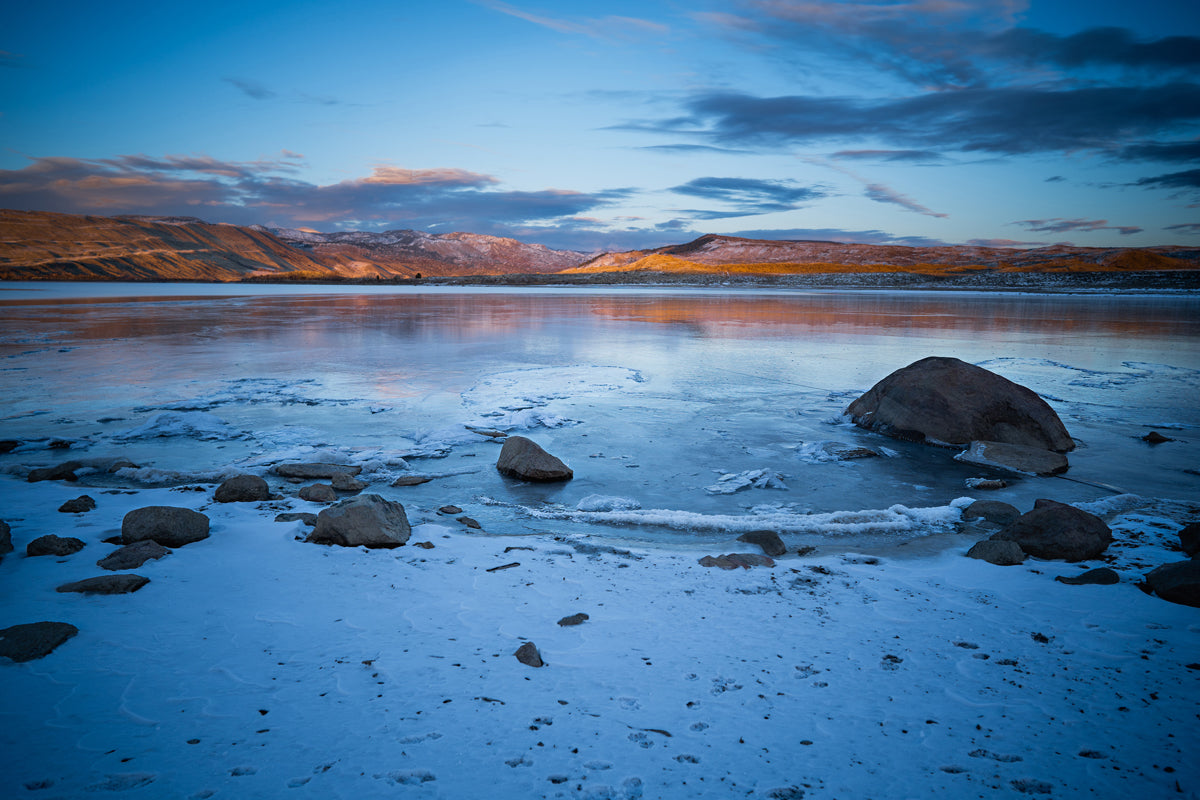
xmin=224 ymin=77 xmax=277 ymax=100
xmin=1164 ymin=223 xmax=1200 ymax=233
xmin=832 ymin=149 xmax=945 ymax=164
xmin=807 ymin=158 xmax=947 ymax=218
xmin=1135 ymin=168 xmax=1200 ymax=190
xmin=1013 ymin=218 xmax=1143 ymax=236
xmin=476 ymin=0 xmax=667 ymax=41
xmin=668 ymin=176 xmax=825 ymax=218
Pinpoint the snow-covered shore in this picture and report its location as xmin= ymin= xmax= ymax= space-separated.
xmin=2 ymin=475 xmax=1196 ymax=799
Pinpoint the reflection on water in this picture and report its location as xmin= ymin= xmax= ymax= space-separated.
xmin=1 ymin=284 xmax=1197 ymax=538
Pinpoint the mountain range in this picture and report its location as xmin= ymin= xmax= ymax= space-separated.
xmin=2 ymin=208 xmax=1198 ymax=282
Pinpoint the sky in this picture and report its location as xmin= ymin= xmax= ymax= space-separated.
xmin=2 ymin=0 xmax=1199 ymax=252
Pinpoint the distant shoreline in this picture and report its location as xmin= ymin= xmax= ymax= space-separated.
xmin=4 ymin=269 xmax=1200 ymax=294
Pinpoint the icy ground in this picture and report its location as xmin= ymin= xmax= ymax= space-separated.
xmin=1 ymin=477 xmax=1197 ymax=799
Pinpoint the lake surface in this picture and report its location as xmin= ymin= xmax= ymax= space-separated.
xmin=2 ymin=283 xmax=1197 ymax=547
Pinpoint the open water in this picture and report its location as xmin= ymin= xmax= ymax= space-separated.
xmin=2 ymin=283 xmax=1197 ymax=547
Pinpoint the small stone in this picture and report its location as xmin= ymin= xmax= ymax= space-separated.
xmin=26 ymin=534 xmax=86 ymax=557
xmin=391 ymin=474 xmax=432 ymax=486
xmin=97 ymin=540 xmax=170 ymax=571
xmin=515 ymin=641 xmax=544 ymax=667
xmin=56 ymin=574 xmax=150 ymax=595
xmin=1055 ymin=567 xmax=1120 ymax=585
xmin=557 ymin=613 xmax=589 ymax=627
xmin=438 ymin=505 xmax=463 ymax=515
xmin=962 ymin=500 xmax=1020 ymax=527
xmin=413 ymin=541 xmax=435 ymax=549
xmin=736 ymin=530 xmax=786 ymax=557
xmin=331 ymin=473 xmax=367 ymax=492
xmin=965 ymin=539 xmax=1026 ymax=566
xmin=122 ymin=506 xmax=210 ymax=547
xmin=27 ymin=461 xmax=82 ymax=482
xmin=298 ymin=484 xmax=337 ymax=503
xmin=457 ymin=516 xmax=482 ymax=530
xmin=1143 ymin=431 xmax=1173 ymax=444
xmin=1179 ymin=523 xmax=1200 ymax=558
xmin=964 ymin=478 xmax=1008 ymax=490
xmin=58 ymin=495 xmax=97 ymax=513
xmin=214 ymin=474 xmax=270 ymax=502
xmin=274 ymin=512 xmax=318 ymax=526
xmin=0 ymin=621 xmax=78 ymax=662
xmin=0 ymin=520 xmax=11 ymax=558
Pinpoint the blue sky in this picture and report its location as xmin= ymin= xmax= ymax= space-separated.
xmin=2 ymin=0 xmax=1198 ymax=251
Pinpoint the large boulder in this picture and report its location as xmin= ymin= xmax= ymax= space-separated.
xmin=121 ymin=506 xmax=210 ymax=547
xmin=306 ymin=494 xmax=411 ymax=549
xmin=846 ymin=357 xmax=1074 ymax=452
xmin=0 ymin=621 xmax=78 ymax=662
xmin=496 ymin=436 xmax=573 ymax=482
xmin=990 ymin=499 xmax=1112 ymax=562
xmin=1144 ymin=561 xmax=1200 ymax=607
xmin=214 ymin=474 xmax=270 ymax=502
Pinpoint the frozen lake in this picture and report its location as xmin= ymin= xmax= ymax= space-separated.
xmin=2 ymin=283 xmax=1198 ymax=549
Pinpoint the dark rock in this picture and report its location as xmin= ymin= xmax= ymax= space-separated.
xmin=1055 ymin=568 xmax=1120 ymax=585
xmin=438 ymin=505 xmax=463 ymax=515
xmin=298 ymin=484 xmax=337 ymax=503
xmin=26 ymin=535 xmax=86 ymax=557
xmin=515 ymin=641 xmax=544 ymax=667
xmin=28 ymin=460 xmax=82 ymax=482
xmin=0 ymin=440 xmax=19 ymax=453
xmin=956 ymin=440 xmax=1069 ymax=475
xmin=413 ymin=541 xmax=435 ymax=549
xmin=214 ymin=474 xmax=270 ymax=502
xmin=56 ymin=574 xmax=150 ymax=595
xmin=58 ymin=495 xmax=97 ymax=513
xmin=557 ymin=613 xmax=589 ymax=627
xmin=274 ymin=462 xmax=361 ymax=479
xmin=496 ymin=436 xmax=573 ymax=482
xmin=1144 ymin=560 xmax=1200 ymax=607
xmin=330 ymin=473 xmax=367 ymax=492
xmin=122 ymin=506 xmax=210 ymax=548
xmin=965 ymin=478 xmax=1008 ymax=490
xmin=306 ymin=494 xmax=411 ymax=549
xmin=991 ymin=499 xmax=1112 ymax=562
xmin=698 ymin=553 xmax=775 ymax=569
xmin=737 ymin=530 xmax=787 ymax=557
xmin=1143 ymin=431 xmax=1173 ymax=444
xmin=846 ymin=356 xmax=1074 ymax=452
xmin=965 ymin=540 xmax=1026 ymax=566
xmin=0 ymin=621 xmax=78 ymax=662
xmin=0 ymin=520 xmax=12 ymax=558
xmin=963 ymin=500 xmax=1021 ymax=527
xmin=391 ymin=474 xmax=433 ymax=486
xmin=1179 ymin=523 xmax=1200 ymax=558
xmin=275 ymin=512 xmax=318 ymax=526
xmin=457 ymin=516 xmax=482 ymax=530
xmin=97 ymin=540 xmax=170 ymax=571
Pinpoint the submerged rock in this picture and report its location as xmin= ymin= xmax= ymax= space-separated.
xmin=97 ymin=540 xmax=171 ymax=571
xmin=990 ymin=499 xmax=1111 ymax=562
xmin=699 ymin=553 xmax=776 ymax=569
xmin=846 ymin=356 xmax=1074 ymax=452
xmin=58 ymin=495 xmax=97 ymax=513
xmin=0 ymin=621 xmax=78 ymax=662
xmin=214 ymin=474 xmax=270 ymax=502
xmin=955 ymin=441 xmax=1069 ymax=476
xmin=1142 ymin=431 xmax=1173 ymax=444
xmin=275 ymin=512 xmax=318 ymax=526
xmin=122 ymin=506 xmax=210 ymax=548
xmin=1144 ymin=560 xmax=1200 ymax=607
xmin=514 ymin=641 xmax=544 ymax=667
xmin=28 ymin=460 xmax=82 ymax=482
xmin=331 ymin=473 xmax=367 ymax=492
xmin=306 ymin=494 xmax=410 ymax=549
xmin=965 ymin=540 xmax=1026 ymax=566
xmin=391 ymin=474 xmax=433 ymax=487
xmin=57 ymin=574 xmax=150 ymax=595
xmin=737 ymin=530 xmax=787 ymax=557
xmin=27 ymin=535 xmax=86 ymax=557
xmin=496 ymin=436 xmax=573 ymax=482
xmin=274 ymin=462 xmax=361 ymax=479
